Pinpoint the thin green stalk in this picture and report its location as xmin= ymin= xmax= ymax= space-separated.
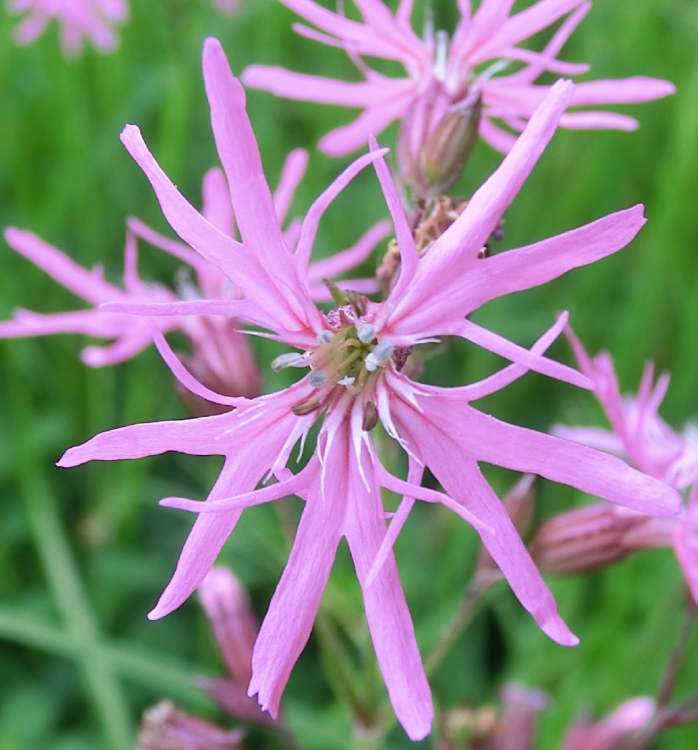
xmin=8 ymin=364 xmax=132 ymax=749
xmin=0 ymin=607 xmax=203 ymax=706
xmin=425 ymin=582 xmax=484 ymax=677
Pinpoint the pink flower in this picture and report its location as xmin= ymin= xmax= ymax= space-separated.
xmin=1 ymin=153 xmax=385 ymax=406
xmin=9 ymin=0 xmax=129 ymax=56
xmin=551 ymin=332 xmax=698 ymax=601
xmin=242 ymin=0 xmax=674 ymax=162
xmin=136 ymin=700 xmax=244 ymax=750
xmin=213 ymin=0 xmax=239 ymax=15
xmin=562 ymin=696 xmax=656 ymax=750
xmin=198 ymin=567 xmax=277 ymax=728
xmin=57 ymin=40 xmax=680 ymax=740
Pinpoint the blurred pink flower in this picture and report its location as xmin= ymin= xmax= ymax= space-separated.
xmin=213 ymin=0 xmax=239 ymax=14
xmin=562 ymin=696 xmax=656 ymax=750
xmin=1 ymin=152 xmax=385 ymax=405
xmin=198 ymin=567 xmax=278 ymax=728
xmin=9 ymin=0 xmax=129 ymax=56
xmin=136 ymin=700 xmax=244 ymax=750
xmin=57 ymin=40 xmax=680 ymax=740
xmin=550 ymin=332 xmax=698 ymax=600
xmin=243 ymin=0 xmax=674 ymax=159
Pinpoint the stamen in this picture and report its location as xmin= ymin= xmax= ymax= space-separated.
xmin=357 ymin=323 xmax=375 ymax=344
xmin=433 ymin=30 xmax=450 ymax=82
xmin=362 ymin=401 xmax=379 ymax=431
xmin=271 ymin=352 xmax=308 ymax=372
xmin=365 ymin=341 xmax=395 ymax=373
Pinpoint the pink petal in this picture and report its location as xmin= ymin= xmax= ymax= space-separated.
xmin=201 ymin=167 xmax=235 ymax=235
xmin=249 ymin=462 xmax=342 ymax=717
xmin=4 ymin=228 xmax=122 ymax=305
xmin=273 ymin=149 xmax=308 ymax=226
xmin=294 ymin=148 xmax=389 ymax=271
xmin=308 ymin=221 xmax=390 ymax=283
xmin=345 ymin=447 xmax=433 ymax=741
xmin=392 ymin=397 xmax=578 ymax=647
xmin=436 ymin=398 xmax=680 ymax=517
xmin=389 ymin=80 xmax=574 ymax=330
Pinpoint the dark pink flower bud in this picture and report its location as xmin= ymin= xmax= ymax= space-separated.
xmin=199 ymin=567 xmax=257 ymax=687
xmin=418 ymin=92 xmax=482 ymax=198
xmin=530 ymin=504 xmax=648 ymax=576
xmin=562 ymin=697 xmax=656 ymax=750
xmin=136 ymin=701 xmax=244 ymax=750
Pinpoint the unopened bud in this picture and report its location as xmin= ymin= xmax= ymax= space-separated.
xmin=531 ymin=504 xmax=644 ymax=576
xmin=198 ymin=567 xmax=257 ymax=686
xmin=136 ymin=701 xmax=244 ymax=750
xmin=419 ymin=92 xmax=482 ymax=196
xmin=178 ymin=323 xmax=261 ymax=417
xmin=562 ymin=697 xmax=656 ymax=750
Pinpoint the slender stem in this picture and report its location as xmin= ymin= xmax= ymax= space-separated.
xmin=0 ymin=607 xmax=204 ymax=706
xmin=425 ymin=582 xmax=484 ymax=676
xmin=658 ymin=604 xmax=697 ymax=706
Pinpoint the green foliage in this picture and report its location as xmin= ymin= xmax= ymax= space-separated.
xmin=0 ymin=1 xmax=697 ymax=748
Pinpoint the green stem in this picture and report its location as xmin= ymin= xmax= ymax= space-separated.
xmin=425 ymin=582 xmax=484 ymax=676
xmin=0 ymin=607 xmax=203 ymax=706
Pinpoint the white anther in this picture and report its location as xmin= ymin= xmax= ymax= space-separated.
xmin=433 ymin=30 xmax=450 ymax=82
xmin=357 ymin=323 xmax=375 ymax=344
xmin=271 ymin=352 xmax=307 ymax=372
xmin=365 ymin=341 xmax=395 ymax=373
xmin=338 ymin=376 xmax=356 ymax=387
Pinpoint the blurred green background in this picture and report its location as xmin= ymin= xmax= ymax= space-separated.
xmin=1 ymin=1 xmax=698 ymax=748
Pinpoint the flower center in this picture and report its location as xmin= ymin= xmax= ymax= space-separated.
xmin=309 ymin=319 xmax=393 ymax=391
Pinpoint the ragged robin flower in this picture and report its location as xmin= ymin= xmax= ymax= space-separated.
xmin=56 ymin=40 xmax=680 ymax=740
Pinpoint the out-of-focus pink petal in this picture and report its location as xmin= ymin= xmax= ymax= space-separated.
xmin=308 ymin=221 xmax=389 ymax=283
xmin=319 ymin=92 xmax=415 ymax=156
xmin=126 ymin=217 xmax=208 ymax=273
xmin=294 ymin=148 xmax=389 ymax=271
xmin=552 ymin=426 xmax=626 ymax=456
xmin=560 ymin=111 xmax=638 ymax=131
xmin=242 ymin=66 xmax=394 ymax=107
xmin=571 ymin=77 xmax=676 ymax=105
xmin=202 ymin=167 xmax=235 ymax=235
xmin=4 ymin=228 xmax=122 ymax=305
xmin=273 ymin=149 xmax=308 ymax=226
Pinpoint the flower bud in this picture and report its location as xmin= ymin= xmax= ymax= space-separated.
xmin=178 ymin=320 xmax=262 ymax=416
xmin=562 ymin=697 xmax=656 ymax=750
xmin=530 ymin=504 xmax=647 ymax=576
xmin=199 ymin=567 xmax=257 ymax=687
xmin=418 ymin=91 xmax=482 ymax=197
xmin=136 ymin=701 xmax=244 ymax=750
